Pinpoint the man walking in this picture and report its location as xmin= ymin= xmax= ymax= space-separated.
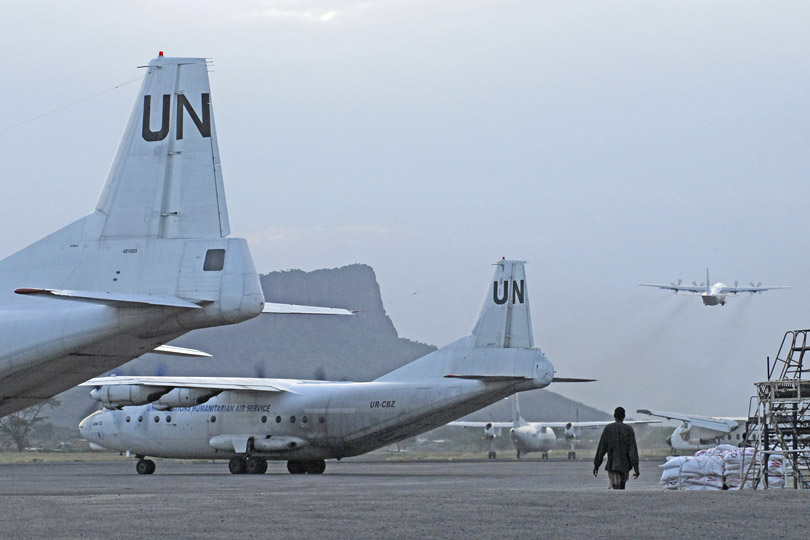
xmin=593 ymin=406 xmax=640 ymax=489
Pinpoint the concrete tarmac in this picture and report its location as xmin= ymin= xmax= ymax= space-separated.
xmin=0 ymin=458 xmax=808 ymax=539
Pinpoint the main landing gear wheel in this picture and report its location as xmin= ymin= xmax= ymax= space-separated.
xmin=567 ymin=451 xmax=577 ymax=460
xmin=487 ymin=451 xmax=497 ymax=459
xmin=287 ymin=460 xmax=326 ymax=474
xmin=541 ymin=452 xmax=549 ymax=460
xmin=516 ymin=451 xmax=521 ymax=460
xmin=136 ymin=458 xmax=155 ymax=475
xmin=229 ymin=457 xmax=247 ymax=475
xmin=245 ymin=456 xmax=268 ymax=475
xmin=306 ymin=460 xmax=326 ymax=474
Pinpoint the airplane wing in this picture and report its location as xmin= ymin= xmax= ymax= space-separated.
xmin=717 ymin=285 xmax=791 ymax=294
xmin=262 ymin=303 xmax=355 ymax=315
xmin=538 ymin=420 xmax=661 ymax=429
xmin=80 ymin=375 xmax=312 ymax=393
xmin=636 ymin=409 xmax=739 ymax=434
xmin=448 ymin=421 xmax=512 ymax=429
xmin=638 ymin=283 xmax=704 ymax=294
xmin=151 ymin=345 xmax=211 ymax=358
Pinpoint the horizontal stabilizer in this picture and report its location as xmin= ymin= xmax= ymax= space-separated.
xmin=15 ymin=288 xmax=202 ymax=309
xmin=552 ymin=377 xmax=596 ymax=383
xmin=444 ymin=375 xmax=531 ymax=381
xmin=152 ymin=345 xmax=211 ymax=358
xmin=262 ymin=303 xmax=355 ymax=315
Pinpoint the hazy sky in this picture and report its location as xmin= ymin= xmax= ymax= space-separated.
xmin=2 ymin=1 xmax=809 ymax=417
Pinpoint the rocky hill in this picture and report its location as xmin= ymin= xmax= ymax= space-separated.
xmin=49 ymin=264 xmax=609 ymax=428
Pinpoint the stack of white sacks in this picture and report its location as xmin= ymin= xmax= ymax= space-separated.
xmin=659 ymin=444 xmax=792 ymax=490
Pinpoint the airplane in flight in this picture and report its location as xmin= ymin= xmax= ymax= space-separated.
xmin=452 ymin=394 xmax=657 ymax=459
xmin=79 ymin=259 xmax=593 ymax=475
xmin=0 ymin=53 xmax=348 ymax=418
xmin=639 ymin=269 xmax=789 ymax=306
xmin=637 ymin=409 xmax=748 ymax=451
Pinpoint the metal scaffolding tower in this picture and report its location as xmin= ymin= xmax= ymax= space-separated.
xmin=744 ymin=329 xmax=810 ymax=489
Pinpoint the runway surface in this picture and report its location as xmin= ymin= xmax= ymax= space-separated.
xmin=0 ymin=457 xmax=808 ymax=539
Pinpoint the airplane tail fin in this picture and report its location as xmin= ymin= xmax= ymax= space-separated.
xmin=471 ymin=259 xmax=533 ymax=348
xmin=375 ymin=259 xmax=552 ymax=384
xmin=511 ymin=394 xmax=528 ymax=428
xmin=0 ymin=54 xmax=263 ymax=323
xmin=706 ymin=268 xmax=710 ymax=295
xmin=95 ymin=54 xmax=228 ymax=239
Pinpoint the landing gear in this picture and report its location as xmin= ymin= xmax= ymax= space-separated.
xmin=487 ymin=451 xmax=497 ymax=459
xmin=516 ymin=450 xmax=521 ymax=460
xmin=245 ymin=456 xmax=268 ymax=475
xmin=228 ymin=457 xmax=247 ymax=474
xmin=287 ymin=460 xmax=326 ymax=474
xmin=567 ymin=451 xmax=577 ymax=460
xmin=136 ymin=458 xmax=156 ymax=475
xmin=229 ymin=456 xmax=268 ymax=474
xmin=541 ymin=451 xmax=549 ymax=460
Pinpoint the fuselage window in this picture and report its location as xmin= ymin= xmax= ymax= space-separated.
xmin=290 ymin=416 xmax=296 ymax=424
xmin=275 ymin=416 xmax=282 ymax=423
xmin=125 ymin=416 xmax=131 ymax=423
xmin=261 ymin=416 xmax=268 ymax=423
xmin=203 ymin=249 xmax=226 ymax=271
xmin=210 ymin=415 xmax=217 ymax=423
xmin=736 ymin=433 xmax=741 ymax=440
xmin=302 ymin=416 xmax=309 ymax=424
xmin=319 ymin=417 xmax=325 ymax=424
xmin=166 ymin=415 xmax=172 ymax=423
xmin=138 ymin=416 xmax=143 ymax=423
xmin=154 ymin=416 xmax=160 ymax=423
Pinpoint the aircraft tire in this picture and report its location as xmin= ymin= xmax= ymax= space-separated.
xmin=229 ymin=457 xmax=247 ymax=474
xmin=306 ymin=460 xmax=326 ymax=474
xmin=287 ymin=460 xmax=307 ymax=474
xmin=245 ymin=456 xmax=267 ymax=475
xmin=136 ymin=459 xmax=155 ymax=475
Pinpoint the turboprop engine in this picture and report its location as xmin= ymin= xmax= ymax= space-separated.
xmin=90 ymin=385 xmax=169 ymax=409
xmin=152 ymin=388 xmax=220 ymax=410
xmin=564 ymin=422 xmax=576 ymax=441
xmin=483 ymin=423 xmax=498 ymax=440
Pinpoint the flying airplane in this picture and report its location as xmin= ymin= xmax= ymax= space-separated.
xmin=0 ymin=53 xmax=348 ymax=418
xmin=637 ymin=409 xmax=748 ymax=452
xmin=78 ymin=259 xmax=593 ymax=475
xmin=451 ymin=394 xmax=657 ymax=459
xmin=639 ymin=268 xmax=789 ymax=306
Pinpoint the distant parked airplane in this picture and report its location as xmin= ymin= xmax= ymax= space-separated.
xmin=637 ymin=409 xmax=748 ymax=451
xmin=639 ymin=269 xmax=789 ymax=306
xmin=451 ymin=394 xmax=657 ymax=459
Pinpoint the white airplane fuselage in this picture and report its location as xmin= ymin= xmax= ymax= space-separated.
xmin=701 ymin=283 xmax=728 ymax=306
xmin=667 ymin=422 xmax=747 ymax=451
xmin=510 ymin=424 xmax=556 ymax=455
xmin=81 ymin=370 xmax=554 ymax=461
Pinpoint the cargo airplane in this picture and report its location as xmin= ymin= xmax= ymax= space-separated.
xmin=639 ymin=269 xmax=789 ymax=306
xmin=637 ymin=409 xmax=748 ymax=451
xmin=79 ymin=260 xmax=592 ymax=475
xmin=452 ymin=394 xmax=656 ymax=459
xmin=0 ymin=53 xmax=348 ymax=418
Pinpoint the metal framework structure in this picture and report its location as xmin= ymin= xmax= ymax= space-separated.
xmin=744 ymin=329 xmax=810 ymax=489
